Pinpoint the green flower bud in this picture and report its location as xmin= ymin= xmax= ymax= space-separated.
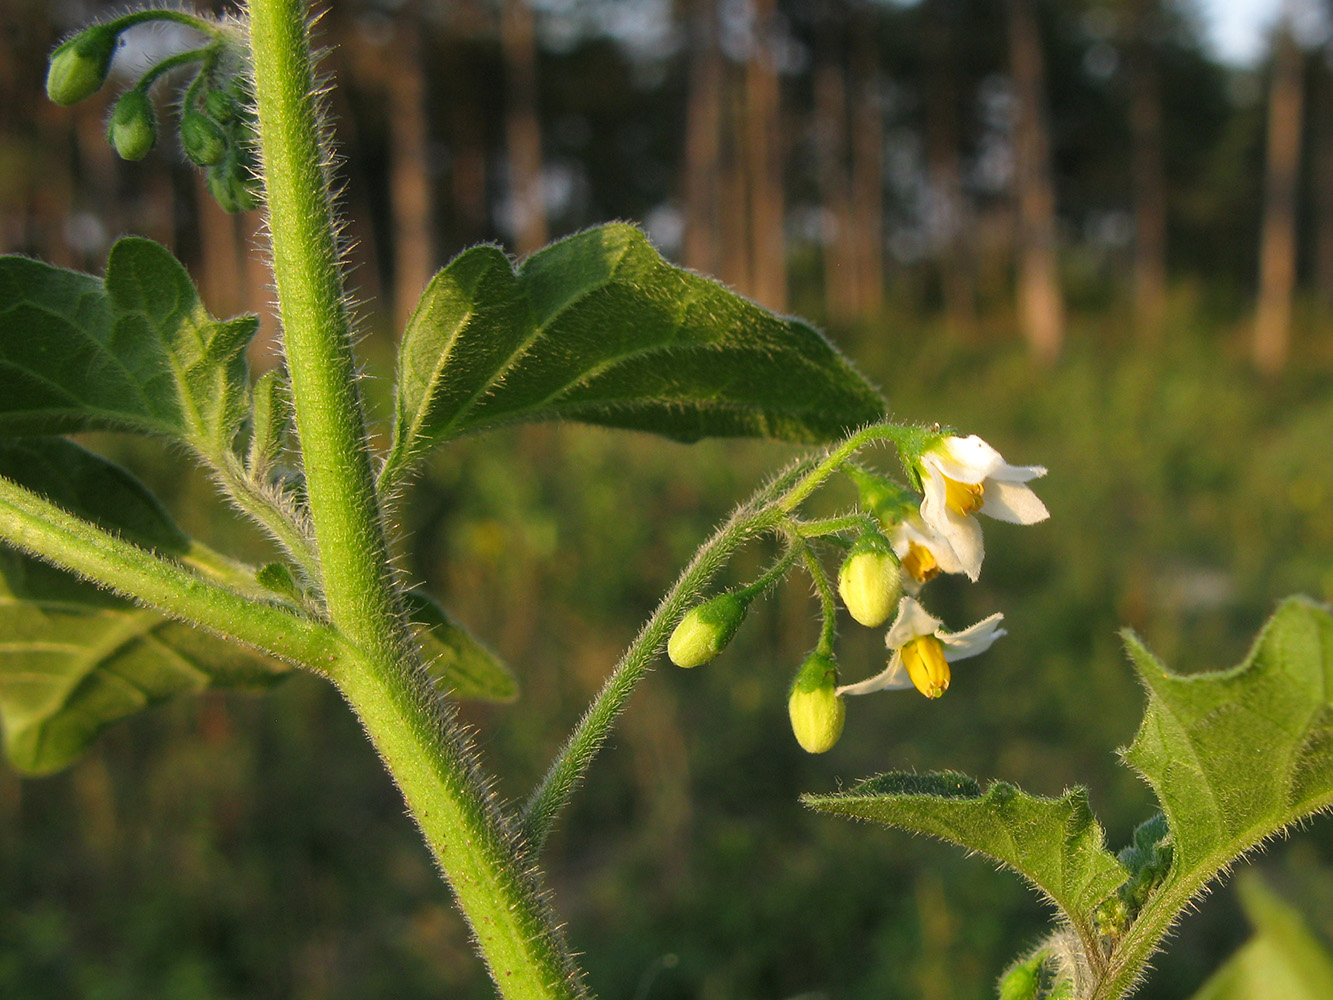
xmin=46 ymin=27 xmax=118 ymax=106
xmin=852 ymin=470 xmax=914 ymax=526
xmin=107 ymin=90 xmax=157 ymax=161
xmin=787 ymin=652 xmax=844 ymax=754
xmin=837 ymin=531 xmax=902 ymax=628
xmin=667 ymin=592 xmax=748 ymax=668
xmin=204 ymin=88 xmax=237 ymax=123
xmin=181 ymin=110 xmax=227 ymax=166
xmin=998 ymin=953 xmax=1045 ymax=1000
xmin=206 ymin=154 xmax=261 ymax=214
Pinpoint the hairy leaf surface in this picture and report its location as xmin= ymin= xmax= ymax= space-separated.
xmin=383 ymin=224 xmax=885 ymax=485
xmin=1122 ymin=596 xmax=1333 ymax=899
xmin=0 ymin=439 xmax=284 ymax=774
xmin=0 ymin=239 xmax=255 ymax=460
xmin=804 ymin=772 xmax=1127 ymax=929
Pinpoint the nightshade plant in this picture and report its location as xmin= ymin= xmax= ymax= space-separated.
xmin=2 ymin=5 xmax=1330 ymax=999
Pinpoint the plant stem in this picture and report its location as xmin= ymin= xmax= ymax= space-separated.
xmin=521 ymin=502 xmax=782 ymax=851
xmin=247 ymin=4 xmax=585 ymax=996
xmin=0 ymin=475 xmax=338 ymax=669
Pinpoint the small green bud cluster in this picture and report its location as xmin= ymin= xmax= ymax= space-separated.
xmin=45 ymin=13 xmax=260 ymax=212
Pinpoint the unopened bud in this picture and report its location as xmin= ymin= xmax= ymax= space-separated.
xmin=901 ymin=634 xmax=950 ymax=699
xmin=204 ymin=88 xmax=237 ymax=123
xmin=46 ymin=27 xmax=118 ymax=106
xmin=207 ymin=156 xmax=261 ymax=213
xmin=837 ymin=532 xmax=902 ymax=628
xmin=181 ymin=110 xmax=227 ymax=166
xmin=667 ymin=592 xmax=748 ymax=668
xmin=107 ymin=90 xmax=157 ymax=161
xmin=787 ymin=652 xmax=844 ymax=754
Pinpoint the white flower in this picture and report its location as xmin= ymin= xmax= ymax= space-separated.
xmin=889 ymin=512 xmax=967 ymax=591
xmin=836 ymin=596 xmax=1006 ymax=699
xmin=917 ymin=434 xmax=1048 ymax=581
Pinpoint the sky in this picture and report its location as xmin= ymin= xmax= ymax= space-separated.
xmin=1196 ymin=0 xmax=1282 ymax=65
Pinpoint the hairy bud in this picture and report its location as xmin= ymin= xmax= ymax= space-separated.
xmin=181 ymin=110 xmax=227 ymax=166
xmin=46 ymin=27 xmax=118 ymax=106
xmin=667 ymin=593 xmax=748 ymax=668
xmin=107 ymin=90 xmax=157 ymax=161
xmin=787 ymin=653 xmax=844 ymax=754
xmin=837 ymin=532 xmax=902 ymax=628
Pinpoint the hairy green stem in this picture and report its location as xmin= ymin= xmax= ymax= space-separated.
xmin=247 ymin=4 xmax=584 ymax=997
xmin=521 ymin=502 xmax=783 ymax=850
xmin=0 ymin=475 xmax=338 ymax=669
xmin=105 ymin=9 xmax=231 ymax=41
xmin=800 ymin=543 xmax=839 ymax=656
xmin=778 ymin=421 xmax=917 ymax=513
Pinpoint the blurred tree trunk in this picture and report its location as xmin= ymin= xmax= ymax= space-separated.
xmin=681 ymin=0 xmax=723 ymax=276
xmin=848 ymin=1 xmax=884 ymax=316
xmin=501 ymin=0 xmax=548 ymax=256
xmin=720 ymin=73 xmax=753 ymax=295
xmin=924 ymin=0 xmax=975 ymax=337
xmin=815 ymin=1 xmax=855 ymax=322
xmin=745 ymin=0 xmax=787 ymax=312
xmin=1313 ymin=44 xmax=1333 ymax=304
xmin=1254 ymin=19 xmax=1306 ymax=374
xmin=384 ymin=6 xmax=435 ymax=331
xmin=1006 ymin=0 xmax=1064 ymax=362
xmin=1125 ymin=0 xmax=1168 ymax=337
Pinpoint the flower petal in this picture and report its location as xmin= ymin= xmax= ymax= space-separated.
xmin=930 ymin=435 xmax=1005 ymax=483
xmin=980 ymin=479 xmax=1049 ymax=525
xmin=939 ymin=612 xmax=1007 ymax=661
xmin=836 ymin=651 xmax=913 ymax=696
xmin=884 ymin=596 xmax=941 ymax=650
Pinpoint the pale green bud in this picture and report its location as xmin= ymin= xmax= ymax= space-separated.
xmin=46 ymin=27 xmax=118 ymax=106
xmin=667 ymin=592 xmax=748 ymax=668
xmin=107 ymin=90 xmax=157 ymax=161
xmin=837 ymin=532 xmax=902 ymax=628
xmin=998 ymin=954 xmax=1044 ymax=1000
xmin=787 ymin=653 xmax=844 ymax=754
xmin=181 ymin=110 xmax=227 ymax=166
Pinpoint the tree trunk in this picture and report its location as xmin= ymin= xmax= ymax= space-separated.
xmin=924 ymin=0 xmax=975 ymax=337
xmin=501 ymin=0 xmax=548 ymax=256
xmin=1312 ymin=49 xmax=1333 ymax=304
xmin=385 ymin=6 xmax=435 ymax=331
xmin=815 ymin=1 xmax=854 ymax=322
xmin=848 ymin=1 xmax=884 ymax=316
xmin=1125 ymin=0 xmax=1168 ymax=337
xmin=681 ymin=0 xmax=723 ymax=276
xmin=1007 ymin=0 xmax=1065 ymax=362
xmin=1254 ymin=19 xmax=1305 ymax=374
xmin=745 ymin=0 xmax=787 ymax=312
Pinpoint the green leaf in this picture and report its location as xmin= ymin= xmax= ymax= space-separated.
xmin=1187 ymin=875 xmax=1333 ymax=1000
xmin=403 ymin=591 xmax=518 ymax=703
xmin=803 ymin=771 xmax=1127 ymax=939
xmin=0 ymin=239 xmax=255 ymax=461
xmin=807 ymin=597 xmax=1333 ymax=1000
xmin=383 ymin=223 xmax=885 ymax=485
xmin=1121 ymin=597 xmax=1333 ymax=889
xmin=0 ymin=438 xmax=286 ymax=775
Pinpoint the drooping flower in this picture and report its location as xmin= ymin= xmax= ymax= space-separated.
xmin=916 ymin=434 xmax=1048 ymax=581
xmin=888 ymin=512 xmax=967 ymax=591
xmin=836 ymin=596 xmax=1005 ymax=699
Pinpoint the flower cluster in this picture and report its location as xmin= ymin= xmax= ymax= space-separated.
xmin=666 ymin=430 xmax=1047 ymax=754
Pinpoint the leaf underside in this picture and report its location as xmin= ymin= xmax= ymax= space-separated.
xmin=384 ymin=223 xmax=886 ymax=484
xmin=403 ymin=590 xmax=518 ymax=703
xmin=0 ymin=439 xmax=285 ymax=775
xmin=804 ymin=771 xmax=1127 ymax=926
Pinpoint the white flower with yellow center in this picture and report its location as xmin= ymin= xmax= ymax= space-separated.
xmin=836 ymin=597 xmax=1006 ymax=699
xmin=917 ymin=434 xmax=1048 ymax=581
xmin=889 ymin=512 xmax=967 ymax=591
